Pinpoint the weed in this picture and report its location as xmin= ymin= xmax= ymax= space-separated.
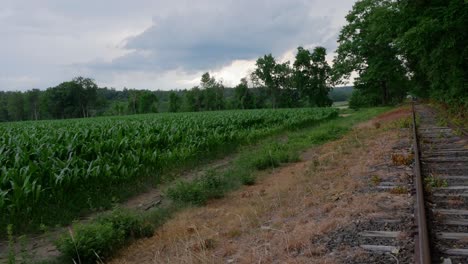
xmin=397 ymin=117 xmax=412 ymax=128
xmin=200 ymin=171 xmax=225 ymax=199
xmin=56 ymin=222 xmax=124 ymax=263
xmin=391 ymin=153 xmax=414 ymax=166
xmin=166 ymin=170 xmax=226 ymax=205
xmin=390 ymin=186 xmax=408 ymax=194
xmin=251 ymin=143 xmax=299 ymax=170
xmin=240 ymin=172 xmax=256 ymax=185
xmin=370 ymin=175 xmax=381 ymax=186
xmin=424 ymin=176 xmax=448 ymax=192
xmin=166 ymin=180 xmax=207 ymax=205
xmin=436 ymin=118 xmax=448 ymax=127
xmin=55 ymin=208 xmax=154 ymax=263
xmin=225 ymin=229 xmax=242 ymax=238
xmin=7 ymin=224 xmax=15 ymax=264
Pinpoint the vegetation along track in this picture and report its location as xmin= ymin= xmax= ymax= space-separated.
xmin=414 ymin=103 xmax=468 ymax=263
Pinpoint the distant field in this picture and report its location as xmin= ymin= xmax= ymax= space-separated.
xmin=0 ymin=108 xmax=338 ymax=231
xmin=333 ymin=101 xmax=349 ymax=109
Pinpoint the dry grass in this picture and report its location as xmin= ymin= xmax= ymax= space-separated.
xmin=109 ymin=110 xmax=410 ymax=264
xmin=391 ymin=153 xmax=414 ymax=166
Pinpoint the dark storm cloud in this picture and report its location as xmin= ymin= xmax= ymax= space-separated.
xmin=91 ymin=0 xmax=335 ymax=72
xmin=0 ymin=0 xmax=355 ymax=90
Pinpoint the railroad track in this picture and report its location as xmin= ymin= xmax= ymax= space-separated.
xmin=413 ymin=103 xmax=468 ymax=263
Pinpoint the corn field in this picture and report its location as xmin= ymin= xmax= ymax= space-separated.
xmin=0 ymin=108 xmax=337 ymax=231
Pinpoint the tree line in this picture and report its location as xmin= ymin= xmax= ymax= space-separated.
xmin=0 ymin=46 xmax=335 ymax=122
xmin=333 ymin=0 xmax=467 ymax=111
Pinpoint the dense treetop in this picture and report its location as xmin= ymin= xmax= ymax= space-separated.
xmin=333 ymin=0 xmax=467 ymax=111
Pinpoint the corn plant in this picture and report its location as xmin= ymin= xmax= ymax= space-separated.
xmin=0 ymin=108 xmax=337 ymax=232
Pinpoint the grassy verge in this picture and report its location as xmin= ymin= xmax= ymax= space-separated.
xmin=40 ymin=107 xmax=389 ymax=263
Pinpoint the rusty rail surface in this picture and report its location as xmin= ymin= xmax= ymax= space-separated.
xmin=412 ymin=102 xmax=431 ymax=263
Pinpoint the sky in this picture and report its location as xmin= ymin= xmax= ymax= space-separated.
xmin=0 ymin=0 xmax=355 ymax=91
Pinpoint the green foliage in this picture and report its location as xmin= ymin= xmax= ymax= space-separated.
xmin=294 ymin=47 xmax=333 ymax=107
xmin=334 ymin=0 xmax=467 ymax=111
xmin=96 ymin=209 xmax=154 ymax=239
xmin=56 ymin=209 xmax=153 ymax=263
xmin=251 ymin=143 xmax=300 ymax=170
xmin=306 ymin=125 xmax=348 ymax=144
xmin=240 ymin=171 xmax=256 ymax=186
xmin=424 ymin=176 xmax=448 ymax=193
xmin=0 ymin=108 xmax=338 ymax=231
xmin=183 ymin=72 xmax=225 ymax=112
xmin=333 ymin=0 xmax=409 ymax=106
xmin=168 ymin=91 xmax=181 ymax=112
xmin=253 ymin=54 xmax=294 ymax=108
xmin=396 ymin=0 xmax=467 ymax=109
xmin=166 ymin=171 xmax=225 ymax=205
xmin=56 ymin=222 xmax=124 ymax=263
xmin=233 ymin=78 xmax=256 ymax=109
xmin=349 ymin=90 xmax=379 ymax=109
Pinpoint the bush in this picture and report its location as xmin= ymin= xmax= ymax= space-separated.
xmin=240 ymin=172 xmax=256 ymax=185
xmin=251 ymin=143 xmax=299 ymax=170
xmin=166 ymin=171 xmax=226 ymax=205
xmin=56 ymin=209 xmax=154 ymax=263
xmin=56 ymin=222 xmax=124 ymax=263
xmin=96 ymin=209 xmax=154 ymax=239
xmin=166 ymin=180 xmax=206 ymax=205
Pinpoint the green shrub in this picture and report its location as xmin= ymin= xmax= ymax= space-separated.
xmin=251 ymin=143 xmax=299 ymax=170
xmin=56 ymin=209 xmax=154 ymax=263
xmin=96 ymin=209 xmax=154 ymax=239
xmin=199 ymin=171 xmax=225 ymax=199
xmin=166 ymin=171 xmax=226 ymax=205
xmin=166 ymin=180 xmax=207 ymax=205
xmin=240 ymin=172 xmax=256 ymax=185
xmin=56 ymin=222 xmax=124 ymax=263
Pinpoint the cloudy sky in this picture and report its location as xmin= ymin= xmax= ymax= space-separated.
xmin=0 ymin=0 xmax=355 ymax=91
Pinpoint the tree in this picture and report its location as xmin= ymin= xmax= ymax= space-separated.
xmin=293 ymin=46 xmax=333 ymax=107
xmin=138 ymin=91 xmax=159 ymax=113
xmin=7 ymin=92 xmax=25 ymax=121
xmin=72 ymin=77 xmax=98 ymax=117
xmin=168 ymin=92 xmax=182 ymax=112
xmin=25 ymin=89 xmax=41 ymax=120
xmin=254 ymin=54 xmax=293 ymax=108
xmin=184 ymin=87 xmax=204 ymax=112
xmin=200 ymin=72 xmax=225 ymax=111
xmin=234 ymin=78 xmax=255 ymax=109
xmin=127 ymin=89 xmax=139 ymax=114
xmin=310 ymin=47 xmax=333 ymax=107
xmin=395 ymin=0 xmax=467 ymax=109
xmin=0 ymin=92 xmax=8 ymax=121
xmin=333 ymin=0 xmax=408 ymax=106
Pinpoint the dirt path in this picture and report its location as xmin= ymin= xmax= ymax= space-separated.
xmin=109 ymin=107 xmax=415 ymax=264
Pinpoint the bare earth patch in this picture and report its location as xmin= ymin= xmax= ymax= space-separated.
xmin=110 ymin=108 xmax=413 ymax=264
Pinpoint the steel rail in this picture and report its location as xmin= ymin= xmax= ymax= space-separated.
xmin=412 ymin=101 xmax=431 ymax=263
